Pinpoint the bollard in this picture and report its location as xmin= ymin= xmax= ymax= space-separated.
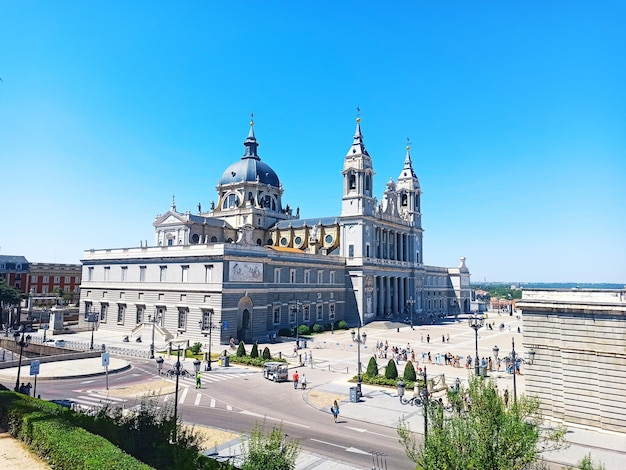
xmin=279 ymin=351 xmax=282 ymax=359
xmin=397 ymin=327 xmax=400 ymax=333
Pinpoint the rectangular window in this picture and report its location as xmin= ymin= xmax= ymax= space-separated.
xmin=43 ymin=276 xmax=49 ymax=283
xmin=104 ymin=267 xmax=110 ymax=281
xmin=202 ymin=310 xmax=213 ymax=330
xmin=330 ymin=271 xmax=335 ymax=284
xmin=139 ymin=266 xmax=146 ymax=282
xmin=181 ymin=265 xmax=189 ymax=282
xmin=290 ymin=269 xmax=296 ymax=283
xmin=136 ymin=306 xmax=144 ymax=324
xmin=273 ymin=307 xmax=281 ymax=325
xmin=31 ymin=275 xmax=38 ymax=282
xmin=54 ymin=276 xmax=60 ymax=283
xmin=121 ymin=267 xmax=128 ymax=282
xmin=274 ymin=268 xmax=281 ymax=284
xmin=178 ymin=309 xmax=187 ymax=330
xmin=303 ymin=305 xmax=310 ymax=322
xmin=304 ymin=270 xmax=311 ymax=283
xmin=42 ymin=286 xmax=48 ymax=294
xmin=100 ymin=304 xmax=108 ymax=322
xmin=289 ymin=307 xmax=295 ymax=323
xmin=317 ymin=271 xmax=323 ymax=283
xmin=329 ymin=303 xmax=335 ymax=320
xmin=159 ymin=266 xmax=167 ymax=282
xmin=317 ymin=304 xmax=323 ymax=321
xmin=348 ymin=244 xmax=354 ymax=258
xmin=366 ymin=244 xmax=370 ymax=257
xmin=117 ymin=304 xmax=125 ymax=323
xmin=65 ymin=276 xmax=70 ymax=283
xmin=204 ymin=264 xmax=213 ymax=283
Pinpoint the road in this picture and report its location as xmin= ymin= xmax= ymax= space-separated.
xmin=0 ymin=358 xmax=413 ymax=469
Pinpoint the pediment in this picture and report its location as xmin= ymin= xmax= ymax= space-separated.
xmin=154 ymin=211 xmax=185 ymax=227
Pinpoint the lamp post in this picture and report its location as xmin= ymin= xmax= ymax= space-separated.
xmin=148 ymin=312 xmax=161 ymax=360
xmin=511 ymin=338 xmax=517 ymax=404
xmin=172 ymin=346 xmax=182 ymax=443
xmin=528 ymin=348 xmax=536 ymax=365
xmin=351 ymin=325 xmax=367 ymax=399
xmin=493 ymin=345 xmax=500 ymax=371
xmin=290 ymin=301 xmax=302 ymax=349
xmin=468 ymin=314 xmax=484 ymax=376
xmin=199 ymin=314 xmax=220 ymax=371
xmin=397 ymin=366 xmax=433 ymax=439
xmin=13 ymin=327 xmax=32 ymax=392
xmin=87 ymin=312 xmax=99 ymax=350
xmin=406 ymin=296 xmax=416 ymax=330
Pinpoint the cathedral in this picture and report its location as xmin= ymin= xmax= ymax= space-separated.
xmin=79 ymin=117 xmax=471 ymax=347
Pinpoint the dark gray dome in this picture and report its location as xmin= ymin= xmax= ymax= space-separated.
xmin=219 ymin=158 xmax=280 ymax=186
xmin=218 ymin=120 xmax=280 ymax=187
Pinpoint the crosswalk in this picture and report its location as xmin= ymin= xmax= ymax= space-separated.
xmin=69 ymin=391 xmax=128 ymax=412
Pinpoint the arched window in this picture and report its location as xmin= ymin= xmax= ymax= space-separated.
xmin=256 ymin=238 xmax=262 ymax=246
xmin=211 ymin=236 xmax=218 ymax=242
xmin=349 ymin=172 xmax=356 ymax=189
xmin=191 ymin=233 xmax=200 ymax=244
xmin=365 ymin=175 xmax=371 ymax=192
xmin=401 ymin=194 xmax=408 ymax=206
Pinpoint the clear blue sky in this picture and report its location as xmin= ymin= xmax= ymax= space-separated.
xmin=1 ymin=2 xmax=624 ymax=284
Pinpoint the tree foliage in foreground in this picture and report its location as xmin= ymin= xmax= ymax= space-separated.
xmin=241 ymin=422 xmax=300 ymax=470
xmin=397 ymin=376 xmax=568 ymax=470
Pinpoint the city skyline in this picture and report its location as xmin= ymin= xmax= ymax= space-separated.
xmin=1 ymin=2 xmax=624 ymax=283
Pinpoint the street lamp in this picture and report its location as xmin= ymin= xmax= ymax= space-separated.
xmin=290 ymin=301 xmax=302 ymax=349
xmin=172 ymin=346 xmax=182 ymax=443
xmin=493 ymin=345 xmax=500 ymax=371
xmin=397 ymin=366 xmax=438 ymax=440
xmin=351 ymin=325 xmax=367 ymax=399
xmin=468 ymin=314 xmax=484 ymax=376
xmin=528 ymin=347 xmax=536 ymax=365
xmin=13 ymin=327 xmax=31 ymax=392
xmin=406 ymin=296 xmax=416 ymax=330
xmin=511 ymin=338 xmax=517 ymax=404
xmin=87 ymin=312 xmax=99 ymax=350
xmin=199 ymin=314 xmax=220 ymax=371
xmin=148 ymin=311 xmax=161 ymax=360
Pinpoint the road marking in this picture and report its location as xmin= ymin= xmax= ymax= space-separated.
xmin=226 ymin=404 xmax=232 ymax=411
xmin=310 ymin=439 xmax=370 ymax=455
xmin=180 ymin=387 xmax=189 ymax=404
xmin=344 ymin=426 xmax=395 ymax=439
xmin=80 ymin=380 xmax=96 ymax=384
xmin=194 ymin=393 xmax=201 ymax=406
xmin=239 ymin=410 xmax=309 ymax=429
xmin=310 ymin=438 xmax=345 ymax=449
xmin=210 ymin=398 xmax=216 ymax=408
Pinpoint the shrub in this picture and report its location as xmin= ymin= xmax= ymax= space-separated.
xmin=337 ymin=320 xmax=348 ymax=330
xmin=366 ymin=356 xmax=379 ymax=377
xmin=278 ymin=328 xmax=293 ymax=337
xmin=241 ymin=422 xmax=299 ymax=470
xmin=190 ymin=342 xmax=203 ymax=355
xmin=312 ymin=323 xmax=324 ymax=333
xmin=262 ymin=347 xmax=271 ymax=360
xmin=403 ymin=361 xmax=417 ymax=382
xmin=229 ymin=356 xmax=287 ymax=367
xmin=236 ymin=341 xmax=247 ymax=357
xmin=385 ymin=359 xmax=398 ymax=379
xmin=250 ymin=342 xmax=259 ymax=358
xmin=297 ymin=325 xmax=310 ymax=336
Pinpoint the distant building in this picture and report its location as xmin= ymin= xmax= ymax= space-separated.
xmin=0 ymin=255 xmax=30 ymax=294
xmin=518 ymin=288 xmax=626 ymax=433
xmin=79 ymin=118 xmax=472 ymax=346
xmin=27 ymin=262 xmax=82 ymax=302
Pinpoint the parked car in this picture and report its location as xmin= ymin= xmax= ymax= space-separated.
xmin=263 ymin=362 xmax=288 ymax=382
xmin=54 ymin=339 xmax=66 ymax=347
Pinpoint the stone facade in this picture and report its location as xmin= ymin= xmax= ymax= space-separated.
xmin=518 ymin=288 xmax=626 ymax=432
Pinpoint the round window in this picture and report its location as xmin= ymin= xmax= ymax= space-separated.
xmin=280 ymin=237 xmax=288 ymax=246
xmin=325 ymin=234 xmax=333 ymax=244
xmin=191 ymin=233 xmax=200 ymax=244
xmin=295 ymin=236 xmax=302 ymax=245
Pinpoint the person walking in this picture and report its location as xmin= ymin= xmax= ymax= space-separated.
xmin=504 ymin=389 xmax=509 ymax=407
xmin=331 ymin=400 xmax=340 ymax=423
xmin=426 ymin=334 xmax=430 ymax=344
xmin=195 ymin=371 xmax=202 ymax=389
xmin=308 ymin=351 xmax=313 ymax=367
xmin=301 ymin=373 xmax=307 ymax=390
xmin=293 ymin=370 xmax=299 ymax=389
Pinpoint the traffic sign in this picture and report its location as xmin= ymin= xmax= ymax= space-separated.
xmin=101 ymin=352 xmax=110 ymax=367
xmin=222 ymin=321 xmax=228 ymax=330
xmin=30 ymin=360 xmax=40 ymax=376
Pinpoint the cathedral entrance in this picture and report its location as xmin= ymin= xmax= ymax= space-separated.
xmin=236 ymin=296 xmax=253 ymax=344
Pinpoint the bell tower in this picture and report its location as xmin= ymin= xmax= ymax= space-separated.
xmin=341 ymin=114 xmax=376 ymax=217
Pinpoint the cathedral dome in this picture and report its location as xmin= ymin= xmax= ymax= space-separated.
xmin=218 ymin=119 xmax=280 ymax=188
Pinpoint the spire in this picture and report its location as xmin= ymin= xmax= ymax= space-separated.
xmin=243 ymin=113 xmax=260 ymax=160
xmin=345 ymin=109 xmax=370 ymax=157
xmin=399 ymin=138 xmax=417 ymax=179
xmin=171 ymin=195 xmax=176 ymax=211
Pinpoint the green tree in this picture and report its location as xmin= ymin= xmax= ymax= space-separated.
xmin=385 ymin=359 xmax=398 ymax=380
xmin=571 ymin=454 xmax=606 ymax=470
xmin=250 ymin=341 xmax=259 ymax=358
xmin=236 ymin=341 xmax=247 ymax=357
xmin=0 ymin=280 xmax=21 ymax=326
xmin=366 ymin=356 xmax=379 ymax=377
xmin=397 ymin=376 xmax=567 ymax=470
xmin=190 ymin=342 xmax=202 ymax=355
xmin=241 ymin=422 xmax=300 ymax=470
xmin=403 ymin=361 xmax=417 ymax=382
xmin=262 ymin=346 xmax=271 ymax=360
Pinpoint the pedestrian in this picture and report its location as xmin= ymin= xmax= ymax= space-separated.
xmin=446 ymin=334 xmax=450 ymax=343
xmin=504 ymin=389 xmax=509 ymax=407
xmin=196 ymin=371 xmax=201 ymax=389
xmin=293 ymin=344 xmax=298 ymax=357
xmin=426 ymin=334 xmax=430 ymax=343
xmin=301 ymin=373 xmax=307 ymax=390
xmin=442 ymin=334 xmax=445 ymax=343
xmin=25 ymin=382 xmax=32 ymax=396
xmin=293 ymin=370 xmax=299 ymax=389
xmin=331 ymin=399 xmax=340 ymax=423
xmin=308 ymin=351 xmax=313 ymax=366
xmin=420 ymin=333 xmax=423 ymax=342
